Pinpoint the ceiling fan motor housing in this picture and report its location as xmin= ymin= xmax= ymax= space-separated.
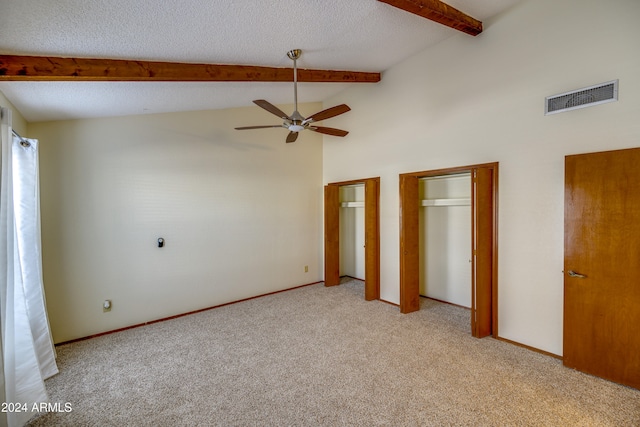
xmin=287 ymin=49 xmax=302 ymax=60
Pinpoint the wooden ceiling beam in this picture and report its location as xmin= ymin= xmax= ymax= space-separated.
xmin=378 ymin=0 xmax=482 ymax=36
xmin=0 ymin=55 xmax=381 ymax=83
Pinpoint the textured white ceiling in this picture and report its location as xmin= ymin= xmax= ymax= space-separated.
xmin=0 ymin=0 xmax=521 ymax=122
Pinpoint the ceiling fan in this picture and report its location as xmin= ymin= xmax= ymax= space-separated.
xmin=235 ymin=49 xmax=351 ymax=143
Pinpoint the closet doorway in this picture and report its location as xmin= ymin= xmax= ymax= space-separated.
xmin=340 ymin=184 xmax=366 ymax=281
xmin=325 ymin=178 xmax=380 ymax=300
xmin=399 ymin=163 xmax=498 ymax=338
xmin=419 ymin=173 xmax=472 ymax=309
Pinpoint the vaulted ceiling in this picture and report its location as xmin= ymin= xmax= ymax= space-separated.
xmin=0 ymin=0 xmax=521 ymax=122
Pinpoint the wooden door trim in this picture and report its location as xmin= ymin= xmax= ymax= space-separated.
xmin=325 ymin=177 xmax=381 ymax=300
xmin=327 ymin=177 xmax=381 ymax=186
xmin=399 ymin=163 xmax=499 ymax=337
xmin=401 ymin=162 xmax=498 ymax=178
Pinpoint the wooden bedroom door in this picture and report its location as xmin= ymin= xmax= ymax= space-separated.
xmin=564 ymin=147 xmax=640 ymax=389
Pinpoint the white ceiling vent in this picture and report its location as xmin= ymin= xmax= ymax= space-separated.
xmin=545 ymin=80 xmax=618 ymax=115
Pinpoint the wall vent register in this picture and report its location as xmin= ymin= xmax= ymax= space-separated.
xmin=545 ymin=80 xmax=618 ymax=115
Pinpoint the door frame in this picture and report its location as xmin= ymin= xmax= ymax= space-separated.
xmin=324 ymin=177 xmax=380 ymax=300
xmin=399 ymin=163 xmax=499 ymax=338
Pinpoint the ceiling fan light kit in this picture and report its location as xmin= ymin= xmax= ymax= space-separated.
xmin=235 ymin=49 xmax=351 ymax=143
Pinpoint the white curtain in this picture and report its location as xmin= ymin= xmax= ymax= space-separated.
xmin=1 ymin=108 xmax=58 ymax=427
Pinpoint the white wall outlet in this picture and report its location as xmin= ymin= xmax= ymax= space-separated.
xmin=103 ymin=299 xmax=112 ymax=312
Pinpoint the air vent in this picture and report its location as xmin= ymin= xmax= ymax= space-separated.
xmin=545 ymin=80 xmax=618 ymax=115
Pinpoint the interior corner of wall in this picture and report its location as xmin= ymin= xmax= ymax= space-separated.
xmin=0 ymin=90 xmax=28 ymax=135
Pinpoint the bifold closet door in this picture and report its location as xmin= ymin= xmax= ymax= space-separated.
xmin=324 ymin=185 xmax=340 ymax=286
xmin=472 ymin=168 xmax=493 ymax=338
xmin=400 ymin=175 xmax=420 ymax=313
xmin=364 ymin=179 xmax=380 ymax=300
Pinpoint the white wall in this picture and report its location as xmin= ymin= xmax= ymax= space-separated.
xmin=419 ymin=175 xmax=471 ymax=308
xmin=323 ymin=0 xmax=640 ymax=355
xmin=31 ymin=103 xmax=324 ymax=343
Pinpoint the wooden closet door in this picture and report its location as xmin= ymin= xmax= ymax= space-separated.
xmin=364 ymin=179 xmax=380 ymax=300
xmin=324 ymin=185 xmax=340 ymax=287
xmin=400 ymin=175 xmax=420 ymax=313
xmin=472 ymin=168 xmax=493 ymax=338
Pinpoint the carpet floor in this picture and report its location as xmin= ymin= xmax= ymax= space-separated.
xmin=27 ymin=278 xmax=640 ymax=426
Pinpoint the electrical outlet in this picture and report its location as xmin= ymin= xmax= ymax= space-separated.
xmin=304 ymin=265 xmax=309 ymax=273
xmin=103 ymin=300 xmax=112 ymax=312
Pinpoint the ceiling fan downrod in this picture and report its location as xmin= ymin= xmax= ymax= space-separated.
xmin=287 ymin=49 xmax=304 ymax=130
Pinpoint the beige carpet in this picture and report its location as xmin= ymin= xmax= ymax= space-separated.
xmin=27 ymin=278 xmax=639 ymax=426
